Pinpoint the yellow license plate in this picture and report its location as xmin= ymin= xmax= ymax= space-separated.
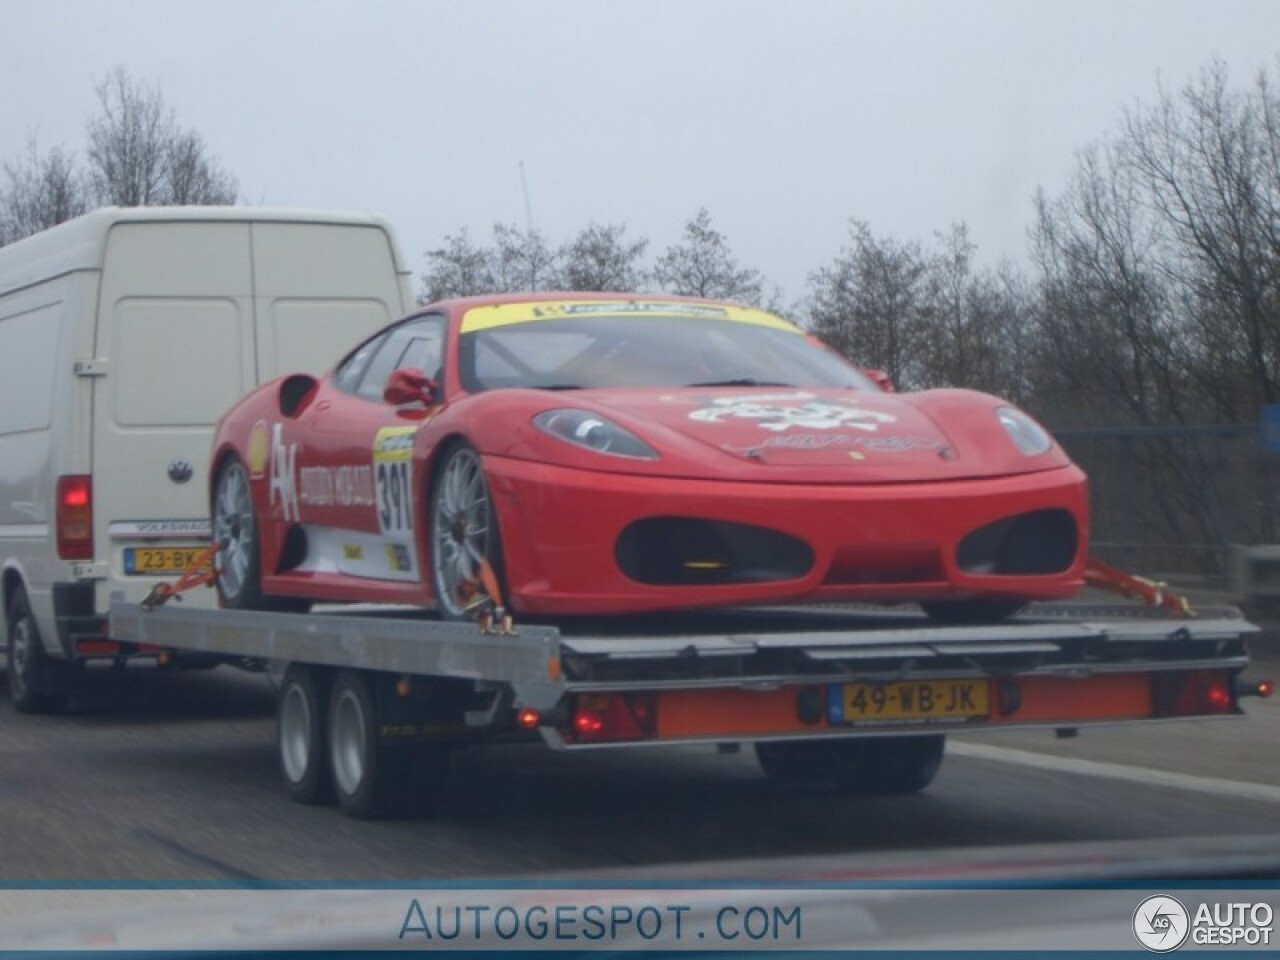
xmin=832 ymin=679 xmax=989 ymax=724
xmin=123 ymin=547 xmax=206 ymax=576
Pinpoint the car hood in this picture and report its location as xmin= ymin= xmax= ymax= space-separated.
xmin=543 ymin=387 xmax=1066 ymax=482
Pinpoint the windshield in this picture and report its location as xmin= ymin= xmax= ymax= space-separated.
xmin=457 ymin=313 xmax=874 ymax=393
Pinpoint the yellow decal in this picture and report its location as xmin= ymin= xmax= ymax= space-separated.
xmin=343 ymin=544 xmax=364 ymax=561
xmin=247 ymin=421 xmax=269 ymax=478
xmin=460 ymin=299 xmax=803 ymax=335
xmin=373 ymin=426 xmax=417 ymax=462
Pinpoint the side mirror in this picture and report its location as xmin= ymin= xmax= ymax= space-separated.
xmin=384 ymin=367 xmax=439 ymax=407
xmin=864 ymin=369 xmax=895 ymax=393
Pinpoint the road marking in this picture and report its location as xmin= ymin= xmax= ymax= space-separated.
xmin=951 ymin=741 xmax=1280 ymax=804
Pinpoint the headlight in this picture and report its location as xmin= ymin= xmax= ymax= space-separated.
xmin=997 ymin=407 xmax=1053 ymax=456
xmin=533 ymin=409 xmax=659 ymax=460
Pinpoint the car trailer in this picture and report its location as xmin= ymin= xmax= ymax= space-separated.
xmin=108 ymin=594 xmax=1271 ymax=820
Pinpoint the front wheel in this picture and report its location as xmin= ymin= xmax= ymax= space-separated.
xmin=430 ymin=444 xmax=504 ymax=620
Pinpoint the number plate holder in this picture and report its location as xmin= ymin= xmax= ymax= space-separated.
xmin=123 ymin=547 xmax=207 ymax=577
xmin=828 ymin=679 xmax=990 ymax=725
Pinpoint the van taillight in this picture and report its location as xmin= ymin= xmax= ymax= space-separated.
xmin=56 ymin=475 xmax=93 ymax=560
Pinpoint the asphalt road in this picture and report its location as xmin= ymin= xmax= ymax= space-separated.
xmin=1 ymin=641 xmax=1277 ymax=883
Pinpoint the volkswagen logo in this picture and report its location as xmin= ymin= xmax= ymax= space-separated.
xmin=168 ymin=459 xmax=194 ymax=485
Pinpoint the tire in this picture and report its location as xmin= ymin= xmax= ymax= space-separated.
xmin=757 ymin=736 xmax=945 ymax=795
xmin=826 ymin=735 xmax=946 ymax=795
xmin=429 ymin=443 xmax=504 ymax=620
xmin=5 ymin=588 xmax=72 ymax=715
xmin=921 ymin=598 xmax=1026 ymax=625
xmin=326 ymin=670 xmax=452 ymax=820
xmin=213 ymin=457 xmax=309 ymax=613
xmin=754 ymin=741 xmax=830 ymax=783
xmin=278 ymin=664 xmax=333 ymax=806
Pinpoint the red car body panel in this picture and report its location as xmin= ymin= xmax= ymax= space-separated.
xmin=210 ymin=293 xmax=1089 ymax=617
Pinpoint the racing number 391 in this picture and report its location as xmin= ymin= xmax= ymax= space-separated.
xmin=377 ymin=460 xmax=412 ymax=533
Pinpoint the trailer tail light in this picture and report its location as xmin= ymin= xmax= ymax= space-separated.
xmin=56 ymin=475 xmax=94 ymax=561
xmin=1153 ymin=670 xmax=1237 ymax=718
xmin=569 ymin=693 xmax=656 ymax=743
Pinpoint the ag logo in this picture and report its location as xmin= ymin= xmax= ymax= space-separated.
xmin=1133 ymin=895 xmax=1190 ymax=952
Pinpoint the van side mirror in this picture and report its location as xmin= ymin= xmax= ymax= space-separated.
xmin=864 ymin=369 xmax=895 ymax=393
xmin=384 ymin=368 xmax=439 ymax=407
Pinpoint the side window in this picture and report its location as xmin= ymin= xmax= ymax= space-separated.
xmin=355 ymin=315 xmax=445 ymax=402
xmin=333 ymin=333 xmax=386 ymax=394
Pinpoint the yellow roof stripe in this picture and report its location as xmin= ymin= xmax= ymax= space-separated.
xmin=460 ymin=299 xmax=802 ymax=334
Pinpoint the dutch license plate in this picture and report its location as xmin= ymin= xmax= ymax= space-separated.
xmin=123 ymin=547 xmax=206 ymax=576
xmin=830 ymin=679 xmax=989 ymax=724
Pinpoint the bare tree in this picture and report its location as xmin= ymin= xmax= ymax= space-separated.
xmin=0 ymin=138 xmax=88 ymax=244
xmin=653 ymin=208 xmax=767 ymax=305
xmin=86 ymin=67 xmax=236 ymax=207
xmin=560 ymin=222 xmax=649 ymax=291
xmin=420 ymin=229 xmax=498 ymax=303
xmin=804 ymin=221 xmax=930 ymax=389
xmin=491 ymin=223 xmax=561 ymax=292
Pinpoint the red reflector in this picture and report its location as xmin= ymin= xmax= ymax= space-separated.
xmin=570 ymin=693 xmax=656 ymax=743
xmin=1156 ymin=671 xmax=1236 ymax=717
xmin=56 ymin=475 xmax=94 ymax=561
xmin=1260 ymin=680 xmax=1275 ymax=699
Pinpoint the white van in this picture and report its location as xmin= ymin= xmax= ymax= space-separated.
xmin=0 ymin=207 xmax=412 ymax=711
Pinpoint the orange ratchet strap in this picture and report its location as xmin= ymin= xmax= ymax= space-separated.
xmin=140 ymin=541 xmax=223 ymax=611
xmin=1083 ymin=556 xmax=1194 ymax=617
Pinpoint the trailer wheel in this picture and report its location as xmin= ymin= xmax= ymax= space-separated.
xmin=327 ymin=670 xmax=452 ymax=819
xmin=5 ymin=588 xmax=71 ymax=714
xmin=754 ymin=741 xmax=829 ymax=783
xmin=825 ymin=735 xmax=946 ymax=795
xmin=278 ymin=664 xmax=332 ymax=805
xmin=756 ymin=736 xmax=945 ymax=795
xmin=328 ymin=671 xmax=388 ymax=819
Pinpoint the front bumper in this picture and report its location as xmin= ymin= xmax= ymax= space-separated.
xmin=483 ymin=454 xmax=1089 ymax=615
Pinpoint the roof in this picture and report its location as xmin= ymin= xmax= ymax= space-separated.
xmin=0 ymin=206 xmax=406 ymax=297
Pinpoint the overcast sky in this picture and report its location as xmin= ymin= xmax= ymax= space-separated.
xmin=3 ymin=0 xmax=1278 ymax=303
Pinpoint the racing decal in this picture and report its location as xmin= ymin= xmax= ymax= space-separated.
xmin=247 ymin=421 xmax=269 ymax=478
xmin=723 ymin=433 xmax=945 ymax=454
xmin=373 ymin=427 xmax=417 ymax=536
xmin=689 ymin=392 xmax=897 ymax=433
xmin=299 ymin=463 xmax=375 ymax=508
xmin=460 ymin=300 xmax=802 ymax=335
xmin=387 ymin=543 xmax=413 ymax=573
xmin=268 ymin=423 xmax=300 ymax=522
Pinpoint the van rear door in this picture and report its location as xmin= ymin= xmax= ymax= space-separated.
xmin=92 ymin=221 xmax=256 ymax=607
xmin=251 ymin=222 xmax=404 ymax=380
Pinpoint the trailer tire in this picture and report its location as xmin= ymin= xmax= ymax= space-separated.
xmin=754 ymin=741 xmax=829 ymax=783
xmin=826 ymin=735 xmax=946 ymax=795
xmin=6 ymin=587 xmax=71 ymax=715
xmin=278 ymin=664 xmax=332 ymax=806
xmin=756 ymin=735 xmax=945 ymax=795
xmin=327 ymin=670 xmax=391 ymax=819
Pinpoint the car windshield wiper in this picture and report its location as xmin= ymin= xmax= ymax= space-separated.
xmin=683 ymin=378 xmax=797 ymax=388
xmin=533 ymin=383 xmax=584 ymax=391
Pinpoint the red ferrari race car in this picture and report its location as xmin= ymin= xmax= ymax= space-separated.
xmin=209 ymin=294 xmax=1088 ymax=623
